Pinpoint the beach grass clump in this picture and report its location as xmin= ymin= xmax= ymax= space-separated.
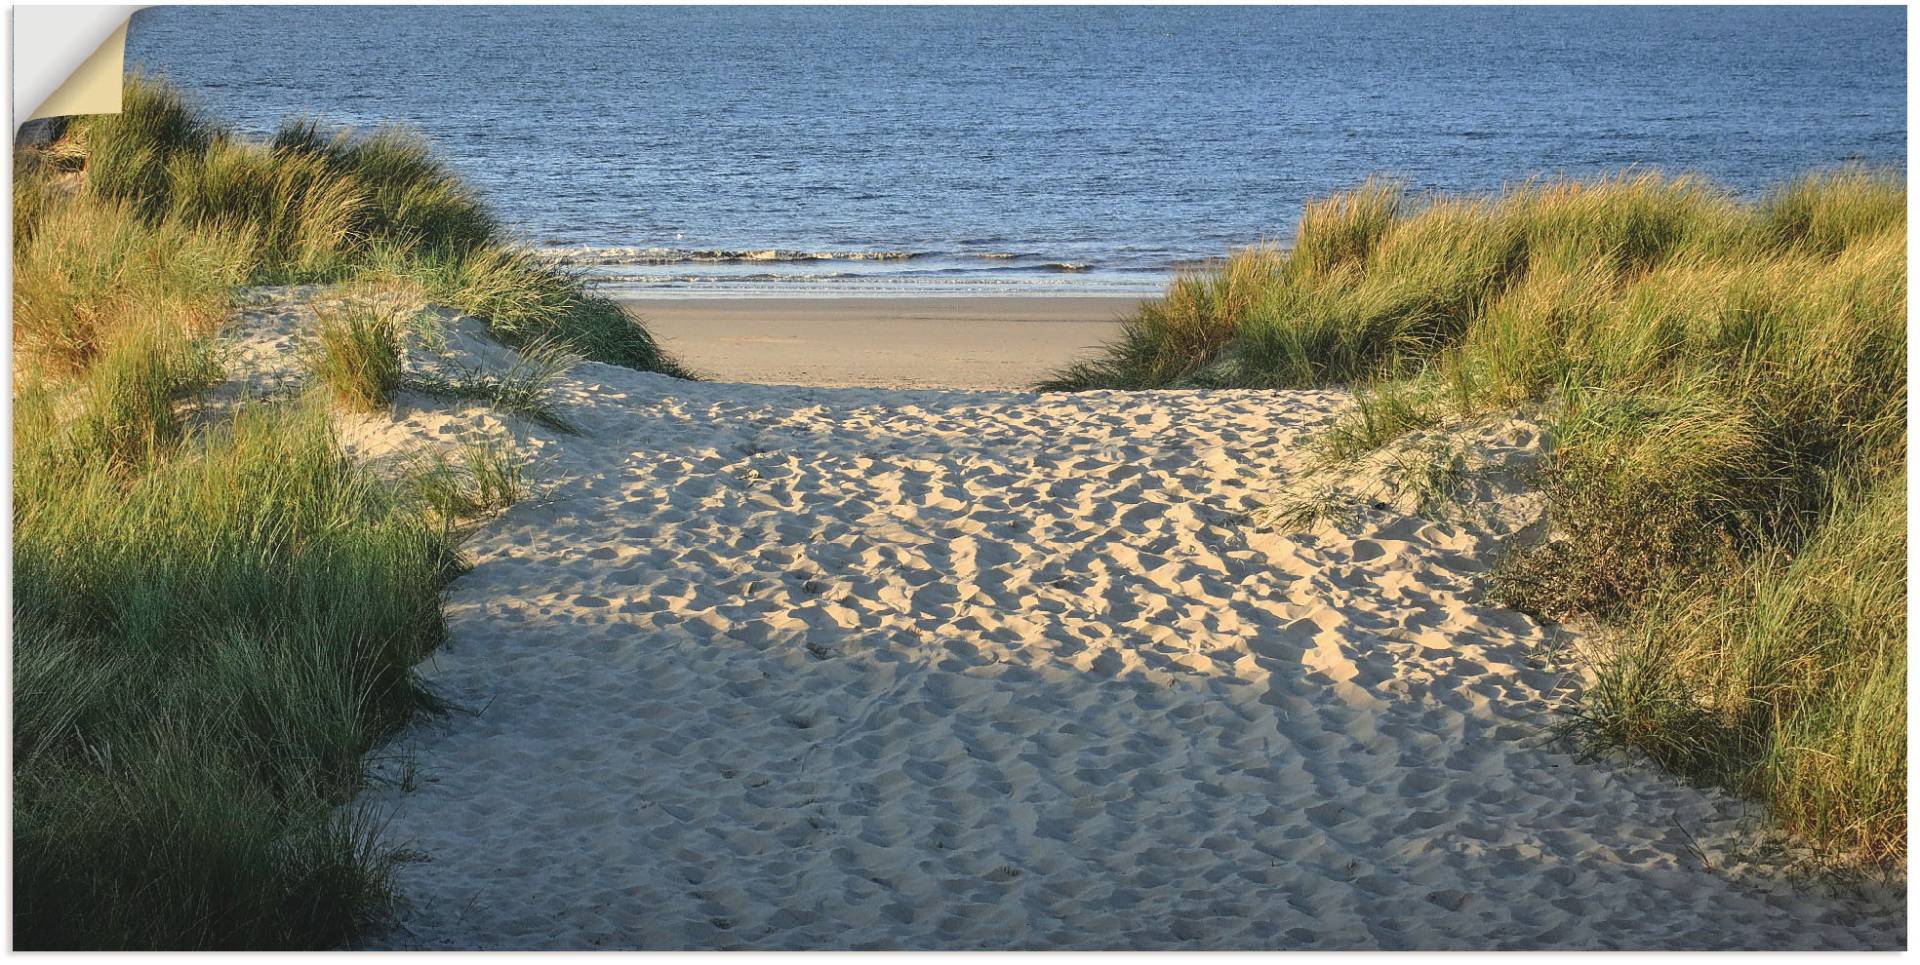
xmin=13 ymin=403 xmax=455 ymax=949
xmin=56 ymin=74 xmax=688 ymax=377
xmin=71 ymin=76 xmax=469 ymax=278
xmin=16 ymin=403 xmax=451 ymax=694
xmin=1288 ymin=177 xmax=1405 ymax=276
xmin=1575 ymin=474 xmax=1905 ymax=864
xmin=12 ymin=140 xmax=84 ymax=244
xmin=408 ymin=437 xmax=531 ymax=525
xmin=12 ymin=184 xmax=248 ymax=373
xmin=271 ymin=118 xmax=499 ymax=257
xmin=163 ymin=137 xmax=366 ymax=278
xmin=1316 ymin=380 xmax=1448 ymax=463
xmin=64 ymin=323 xmax=225 ymax=473
xmin=455 ymin=438 xmax=530 ymax=514
xmin=364 ymin=243 xmax=695 ymax=375
xmin=408 ymin=334 xmax=582 ymax=432
xmin=13 ymin=659 xmax=400 ymax=951
xmin=5 ymin=74 xmax=668 ymax=949
xmin=67 ymin=72 xmax=220 ymax=215
xmin=311 ymin=303 xmax=406 ymax=412
xmin=1047 ymin=169 xmax=1907 ymax=864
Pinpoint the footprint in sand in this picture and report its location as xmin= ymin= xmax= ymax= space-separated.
xmin=231 ymin=309 xmax=1901 ymax=952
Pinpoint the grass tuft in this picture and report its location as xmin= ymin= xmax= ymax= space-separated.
xmin=9 ymin=72 xmax=687 ymax=949
xmin=270 ymin=119 xmax=498 ymax=257
xmin=363 ymin=244 xmax=695 ymax=374
xmin=408 ymin=437 xmax=531 ymax=526
xmin=1050 ymin=169 xmax=1907 ymax=865
xmin=14 ymin=405 xmax=455 ymax=949
xmin=13 ymin=187 xmax=247 ymax=373
xmin=55 ymin=74 xmax=690 ymax=377
xmin=408 ymin=335 xmax=582 ymax=432
xmin=310 ymin=303 xmax=406 ymax=412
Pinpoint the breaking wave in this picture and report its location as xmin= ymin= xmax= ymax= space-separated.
xmin=540 ymin=247 xmax=1115 ymax=271
xmin=536 ymin=244 xmax=1191 ymax=294
xmin=540 ymin=246 xmax=932 ymax=266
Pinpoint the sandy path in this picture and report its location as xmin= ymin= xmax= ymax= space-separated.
xmin=624 ymin=296 xmax=1135 ymax=390
xmin=220 ymin=291 xmax=1905 ymax=950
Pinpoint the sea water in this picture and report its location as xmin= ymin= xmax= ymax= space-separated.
xmin=125 ymin=5 xmax=1905 ymax=296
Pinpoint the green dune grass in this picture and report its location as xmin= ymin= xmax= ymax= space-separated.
xmin=10 ymin=76 xmax=686 ymax=948
xmin=310 ymin=302 xmax=406 ymax=412
xmin=1045 ymin=171 xmax=1907 ymax=866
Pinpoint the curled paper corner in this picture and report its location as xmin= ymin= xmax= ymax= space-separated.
xmin=13 ymin=6 xmax=143 ymax=131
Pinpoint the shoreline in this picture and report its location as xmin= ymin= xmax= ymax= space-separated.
xmin=621 ymin=295 xmax=1140 ymax=390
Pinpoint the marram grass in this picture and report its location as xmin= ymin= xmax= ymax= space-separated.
xmin=1574 ymin=474 xmax=1905 ymax=866
xmin=311 ymin=302 xmax=406 ymax=412
xmin=13 ymin=401 xmax=455 ymax=949
xmin=12 ymin=188 xmax=248 ymax=374
xmin=1047 ymin=170 xmax=1907 ymax=865
xmin=54 ymin=73 xmax=689 ymax=374
xmin=10 ymin=75 xmax=688 ymax=949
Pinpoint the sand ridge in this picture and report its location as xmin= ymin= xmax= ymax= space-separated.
xmin=220 ymin=289 xmax=1902 ymax=949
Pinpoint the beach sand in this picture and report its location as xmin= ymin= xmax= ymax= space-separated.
xmin=623 ymin=296 xmax=1137 ymax=389
xmin=219 ymin=290 xmax=1901 ymax=950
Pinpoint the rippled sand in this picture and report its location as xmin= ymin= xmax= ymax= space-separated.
xmin=224 ymin=289 xmax=1903 ymax=950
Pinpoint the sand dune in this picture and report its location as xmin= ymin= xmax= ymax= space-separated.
xmin=224 ymin=290 xmax=1901 ymax=950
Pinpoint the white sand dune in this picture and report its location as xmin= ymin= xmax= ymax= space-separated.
xmin=227 ymin=290 xmax=1902 ymax=950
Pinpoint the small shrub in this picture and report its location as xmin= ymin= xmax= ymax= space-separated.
xmin=1572 ymin=476 xmax=1905 ymax=864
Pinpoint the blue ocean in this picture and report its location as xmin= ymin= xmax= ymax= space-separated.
xmin=125 ymin=5 xmax=1906 ymax=295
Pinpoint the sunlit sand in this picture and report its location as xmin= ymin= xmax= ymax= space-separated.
xmin=191 ymin=288 xmax=1903 ymax=950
